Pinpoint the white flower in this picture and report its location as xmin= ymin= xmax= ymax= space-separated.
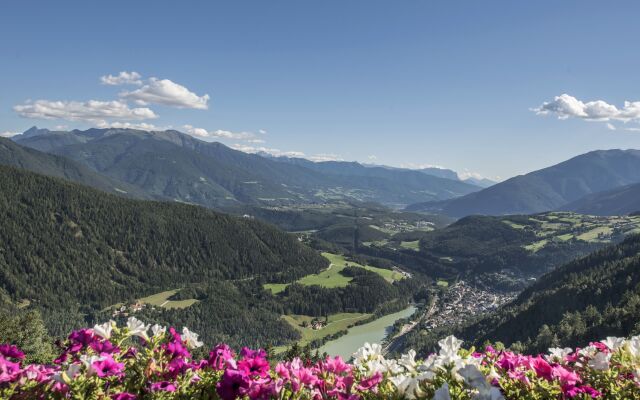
xmin=399 ymin=349 xmax=417 ymax=372
xmin=602 ymin=337 xmax=625 ymax=352
xmin=353 ymin=342 xmax=384 ymax=366
xmin=438 ymin=336 xmax=463 ymax=362
xmin=151 ymin=324 xmax=166 ymax=338
xmin=389 ymin=375 xmax=413 ymax=397
xmin=627 ymin=336 xmax=640 ymax=358
xmin=93 ymin=321 xmax=114 ymax=340
xmin=80 ymin=354 xmax=103 ymax=368
xmin=578 ymin=345 xmax=597 ymax=358
xmin=547 ymin=347 xmax=573 ymax=362
xmin=459 ymin=365 xmax=505 ymax=400
xmin=126 ymin=317 xmax=150 ymax=341
xmin=587 ymin=352 xmax=611 ymax=371
xmin=53 ymin=363 xmax=82 ymax=384
xmin=182 ymin=327 xmax=204 ymax=348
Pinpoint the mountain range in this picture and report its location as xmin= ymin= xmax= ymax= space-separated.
xmin=560 ymin=182 xmax=640 ymax=216
xmin=12 ymin=127 xmax=481 ymax=209
xmin=406 ymin=149 xmax=640 ymax=217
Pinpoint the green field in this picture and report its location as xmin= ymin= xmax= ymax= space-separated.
xmin=264 ymin=252 xmax=404 ymax=294
xmin=400 ymin=240 xmax=420 ymax=251
xmin=524 ymin=239 xmax=548 ymax=253
xmin=503 ymin=220 xmax=526 ymax=230
xmin=556 ymin=233 xmax=574 ymax=242
xmin=109 ymin=289 xmax=200 ymax=311
xmin=576 ymin=226 xmax=613 ymax=242
xmin=281 ymin=312 xmax=371 ymax=346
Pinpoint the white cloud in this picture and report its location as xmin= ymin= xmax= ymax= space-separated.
xmin=245 ymin=138 xmax=266 ymax=144
xmin=121 ymin=78 xmax=209 ymax=109
xmin=307 ymin=153 xmax=343 ymax=162
xmin=95 ymin=121 xmax=169 ymax=131
xmin=607 ymin=123 xmax=616 ymax=131
xmin=367 ymin=155 xmax=377 ymax=161
xmin=14 ymin=100 xmax=157 ymax=123
xmin=100 ymin=71 xmax=142 ymax=86
xmin=258 ymin=129 xmax=267 ymax=134
xmin=401 ymin=163 xmax=448 ymax=170
xmin=230 ymin=143 xmax=305 ymax=158
xmin=182 ymin=125 xmax=257 ymax=141
xmin=534 ymin=93 xmax=640 ymax=122
xmin=0 ymin=131 xmax=20 ymax=138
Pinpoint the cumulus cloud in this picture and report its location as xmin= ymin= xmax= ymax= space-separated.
xmin=245 ymin=138 xmax=266 ymax=144
xmin=230 ymin=144 xmax=306 ymax=158
xmin=182 ymin=125 xmax=257 ymax=141
xmin=258 ymin=129 xmax=267 ymax=134
xmin=95 ymin=121 xmax=169 ymax=131
xmin=307 ymin=153 xmax=343 ymax=162
xmin=401 ymin=163 xmax=447 ymax=170
xmin=14 ymin=100 xmax=157 ymax=123
xmin=100 ymin=71 xmax=142 ymax=86
xmin=534 ymin=94 xmax=640 ymax=122
xmin=121 ymin=78 xmax=209 ymax=109
xmin=0 ymin=131 xmax=20 ymax=138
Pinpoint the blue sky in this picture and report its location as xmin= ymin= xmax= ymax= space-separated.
xmin=1 ymin=1 xmax=640 ymax=180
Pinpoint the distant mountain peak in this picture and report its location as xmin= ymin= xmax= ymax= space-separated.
xmin=22 ymin=126 xmax=50 ymax=138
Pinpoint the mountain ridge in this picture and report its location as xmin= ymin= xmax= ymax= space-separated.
xmin=406 ymin=149 xmax=640 ymax=217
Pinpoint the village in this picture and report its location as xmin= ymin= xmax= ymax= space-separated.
xmin=422 ymin=280 xmax=516 ymax=331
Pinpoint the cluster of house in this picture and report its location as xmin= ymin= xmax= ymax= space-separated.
xmin=423 ymin=281 xmax=514 ymax=330
xmin=111 ymin=301 xmax=153 ymax=318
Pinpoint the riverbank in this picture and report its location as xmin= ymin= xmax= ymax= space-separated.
xmin=318 ymin=305 xmax=417 ymax=359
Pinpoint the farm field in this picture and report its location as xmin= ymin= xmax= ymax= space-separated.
xmin=281 ymin=312 xmax=371 ymax=346
xmin=499 ymin=212 xmax=640 ymax=253
xmin=264 ymin=252 xmax=404 ymax=294
xmin=108 ymin=289 xmax=200 ymax=312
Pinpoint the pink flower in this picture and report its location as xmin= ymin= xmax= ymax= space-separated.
xmin=357 ymin=372 xmax=382 ymax=391
xmin=530 ymin=356 xmax=553 ymax=381
xmin=0 ymin=356 xmax=21 ymax=384
xmin=321 ymin=356 xmax=351 ymax=375
xmin=552 ymin=365 xmax=581 ymax=386
xmin=90 ymin=339 xmax=118 ymax=354
xmin=237 ymin=354 xmax=270 ymax=378
xmin=150 ymin=381 xmax=177 ymax=392
xmin=0 ymin=344 xmax=24 ymax=360
xmin=112 ymin=393 xmax=137 ymax=400
xmin=217 ymin=369 xmax=251 ymax=400
xmin=91 ymin=355 xmax=124 ymax=377
xmin=21 ymin=364 xmax=55 ymax=383
xmin=209 ymin=344 xmax=235 ymax=370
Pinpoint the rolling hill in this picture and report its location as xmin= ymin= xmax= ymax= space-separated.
xmin=0 ymin=137 xmax=149 ymax=198
xmin=0 ymin=164 xmax=329 ymax=347
xmin=561 ymin=182 xmax=640 ymax=216
xmin=14 ymin=127 xmax=480 ymax=208
xmin=406 ymin=149 xmax=640 ymax=217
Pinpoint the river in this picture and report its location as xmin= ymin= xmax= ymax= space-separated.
xmin=318 ymin=305 xmax=417 ymax=359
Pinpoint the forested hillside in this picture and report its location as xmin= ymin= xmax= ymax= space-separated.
xmin=0 ymin=137 xmax=148 ymax=198
xmin=0 ymin=165 xmax=328 ymax=346
xmin=407 ymin=149 xmax=640 ymax=217
xmin=402 ymin=234 xmax=640 ymax=356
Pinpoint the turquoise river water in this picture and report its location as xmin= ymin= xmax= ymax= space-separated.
xmin=318 ymin=305 xmax=417 ymax=359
